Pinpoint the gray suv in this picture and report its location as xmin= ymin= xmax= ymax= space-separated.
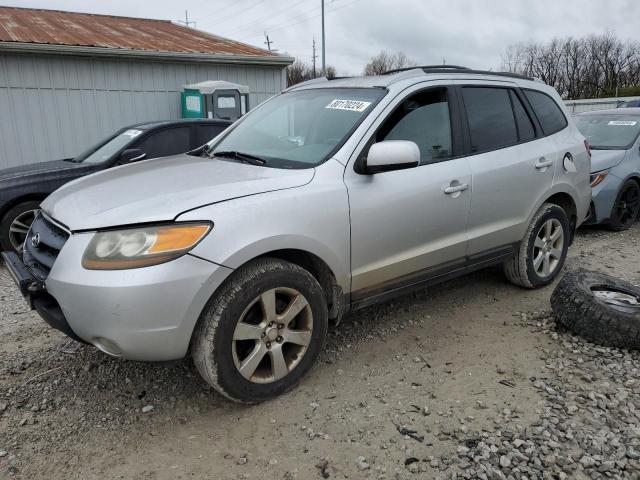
xmin=3 ymin=66 xmax=591 ymax=403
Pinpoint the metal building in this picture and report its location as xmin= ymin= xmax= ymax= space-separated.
xmin=0 ymin=6 xmax=293 ymax=168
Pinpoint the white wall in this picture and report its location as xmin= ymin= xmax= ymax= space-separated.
xmin=0 ymin=52 xmax=286 ymax=167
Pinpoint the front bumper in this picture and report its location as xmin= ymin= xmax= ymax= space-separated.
xmin=588 ymin=172 xmax=621 ymax=225
xmin=4 ymin=232 xmax=234 ymax=361
xmin=2 ymin=251 xmax=85 ymax=343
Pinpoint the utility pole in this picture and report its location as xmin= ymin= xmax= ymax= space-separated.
xmin=264 ymin=32 xmax=275 ymax=52
xmin=264 ymin=32 xmax=277 ymax=52
xmin=321 ymin=0 xmax=326 ymax=75
xmin=312 ymin=37 xmax=318 ymax=77
xmin=178 ymin=10 xmax=196 ymax=28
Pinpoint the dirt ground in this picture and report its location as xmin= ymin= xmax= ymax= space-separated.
xmin=1 ymin=224 xmax=640 ymax=480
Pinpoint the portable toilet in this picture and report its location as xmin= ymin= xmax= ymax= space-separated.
xmin=181 ymin=80 xmax=250 ymax=121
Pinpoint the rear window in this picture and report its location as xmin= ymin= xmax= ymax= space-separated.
xmin=575 ymin=114 xmax=640 ymax=150
xmin=524 ymin=89 xmax=568 ymax=135
xmin=462 ymin=87 xmax=518 ymax=152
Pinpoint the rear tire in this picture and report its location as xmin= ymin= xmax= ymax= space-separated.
xmin=0 ymin=201 xmax=41 ymax=253
xmin=608 ymin=179 xmax=640 ymax=231
xmin=504 ymin=203 xmax=570 ymax=289
xmin=191 ymin=258 xmax=328 ymax=403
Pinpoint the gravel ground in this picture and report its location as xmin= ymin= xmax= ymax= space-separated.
xmin=0 ymin=225 xmax=639 ymax=479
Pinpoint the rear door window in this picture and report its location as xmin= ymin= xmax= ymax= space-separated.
xmin=509 ymin=90 xmax=536 ymax=142
xmin=462 ymin=87 xmax=518 ymax=153
xmin=523 ymin=89 xmax=568 ymax=135
xmin=135 ymin=127 xmax=192 ymax=158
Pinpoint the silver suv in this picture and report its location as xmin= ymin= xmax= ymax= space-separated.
xmin=3 ymin=66 xmax=591 ymax=403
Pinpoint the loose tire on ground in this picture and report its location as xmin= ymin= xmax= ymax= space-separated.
xmin=0 ymin=200 xmax=41 ymax=253
xmin=551 ymin=269 xmax=640 ymax=350
xmin=504 ymin=202 xmax=570 ymax=289
xmin=191 ymin=257 xmax=328 ymax=403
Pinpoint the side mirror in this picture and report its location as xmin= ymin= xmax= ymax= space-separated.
xmin=365 ymin=140 xmax=420 ymax=174
xmin=119 ymin=148 xmax=146 ymax=164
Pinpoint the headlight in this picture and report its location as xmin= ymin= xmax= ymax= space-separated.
xmin=82 ymin=223 xmax=211 ymax=270
xmin=590 ymin=170 xmax=608 ymax=188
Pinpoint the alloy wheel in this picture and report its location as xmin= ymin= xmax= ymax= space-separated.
xmin=232 ymin=287 xmax=313 ymax=384
xmin=8 ymin=209 xmax=39 ymax=253
xmin=533 ymin=218 xmax=564 ymax=277
xmin=613 ymin=183 xmax=640 ymax=228
xmin=592 ymin=287 xmax=640 ymax=314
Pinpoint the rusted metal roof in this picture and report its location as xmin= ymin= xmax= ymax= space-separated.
xmin=0 ymin=6 xmax=277 ymax=57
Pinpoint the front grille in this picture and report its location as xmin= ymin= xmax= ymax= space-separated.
xmin=23 ymin=213 xmax=69 ymax=281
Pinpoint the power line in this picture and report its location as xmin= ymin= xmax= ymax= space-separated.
xmin=193 ymin=0 xmax=248 ymax=24
xmin=216 ymin=0 xmax=314 ymax=38
xmin=196 ymin=0 xmax=268 ymax=25
xmin=236 ymin=0 xmax=359 ymax=42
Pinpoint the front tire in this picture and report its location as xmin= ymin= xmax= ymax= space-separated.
xmin=191 ymin=258 xmax=328 ymax=403
xmin=0 ymin=201 xmax=41 ymax=253
xmin=504 ymin=203 xmax=570 ymax=289
xmin=609 ymin=179 xmax=640 ymax=231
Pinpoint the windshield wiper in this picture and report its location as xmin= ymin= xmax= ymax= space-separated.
xmin=212 ymin=150 xmax=267 ymax=166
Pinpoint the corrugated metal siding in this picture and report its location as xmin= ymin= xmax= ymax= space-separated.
xmin=0 ymin=52 xmax=286 ymax=167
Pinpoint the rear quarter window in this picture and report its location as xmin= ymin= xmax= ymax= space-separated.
xmin=524 ymin=89 xmax=568 ymax=136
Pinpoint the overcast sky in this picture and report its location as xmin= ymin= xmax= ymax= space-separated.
xmin=4 ymin=0 xmax=640 ymax=75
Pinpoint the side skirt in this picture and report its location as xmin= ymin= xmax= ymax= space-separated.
xmin=349 ymin=243 xmax=519 ymax=311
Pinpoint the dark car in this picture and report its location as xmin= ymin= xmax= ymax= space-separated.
xmin=0 ymin=118 xmax=231 ymax=252
xmin=618 ymin=99 xmax=640 ymax=108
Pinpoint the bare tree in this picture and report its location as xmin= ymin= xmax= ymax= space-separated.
xmin=363 ymin=50 xmax=417 ymax=75
xmin=501 ymin=33 xmax=640 ymax=99
xmin=286 ymin=58 xmax=338 ymax=86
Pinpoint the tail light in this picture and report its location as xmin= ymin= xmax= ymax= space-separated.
xmin=584 ymin=139 xmax=591 ymax=157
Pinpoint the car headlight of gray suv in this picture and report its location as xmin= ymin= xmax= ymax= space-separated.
xmin=82 ymin=223 xmax=211 ymax=270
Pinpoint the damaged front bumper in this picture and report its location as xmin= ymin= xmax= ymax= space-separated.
xmin=2 ymin=251 xmax=85 ymax=343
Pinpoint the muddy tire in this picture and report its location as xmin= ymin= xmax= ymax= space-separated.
xmin=504 ymin=203 xmax=570 ymax=289
xmin=551 ymin=269 xmax=640 ymax=349
xmin=191 ymin=258 xmax=328 ymax=403
xmin=608 ymin=179 xmax=640 ymax=231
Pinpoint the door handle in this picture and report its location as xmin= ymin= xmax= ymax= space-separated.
xmin=535 ymin=158 xmax=553 ymax=169
xmin=444 ymin=183 xmax=469 ymax=194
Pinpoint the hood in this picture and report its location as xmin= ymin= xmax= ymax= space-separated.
xmin=0 ymin=159 xmax=92 ymax=185
xmin=590 ymin=149 xmax=627 ymax=172
xmin=42 ymin=154 xmax=315 ymax=231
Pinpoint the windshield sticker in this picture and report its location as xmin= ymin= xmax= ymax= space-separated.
xmin=326 ymin=99 xmax=372 ymax=112
xmin=608 ymin=120 xmax=637 ymax=126
xmin=123 ymin=129 xmax=143 ymax=137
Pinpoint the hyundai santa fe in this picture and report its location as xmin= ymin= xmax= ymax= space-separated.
xmin=3 ymin=66 xmax=591 ymax=403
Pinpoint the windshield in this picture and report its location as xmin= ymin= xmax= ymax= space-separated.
xmin=73 ymin=128 xmax=144 ymax=163
xmin=575 ymin=114 xmax=640 ymax=150
xmin=211 ymin=88 xmax=385 ymax=168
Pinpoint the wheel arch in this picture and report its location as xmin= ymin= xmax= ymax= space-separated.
xmin=0 ymin=193 xmax=47 ymax=221
xmin=544 ymin=191 xmax=578 ymax=239
xmin=250 ymin=248 xmax=347 ymax=324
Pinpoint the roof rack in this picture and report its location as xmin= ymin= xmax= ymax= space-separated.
xmin=383 ymin=65 xmax=470 ymax=75
xmin=382 ymin=65 xmax=535 ymax=82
